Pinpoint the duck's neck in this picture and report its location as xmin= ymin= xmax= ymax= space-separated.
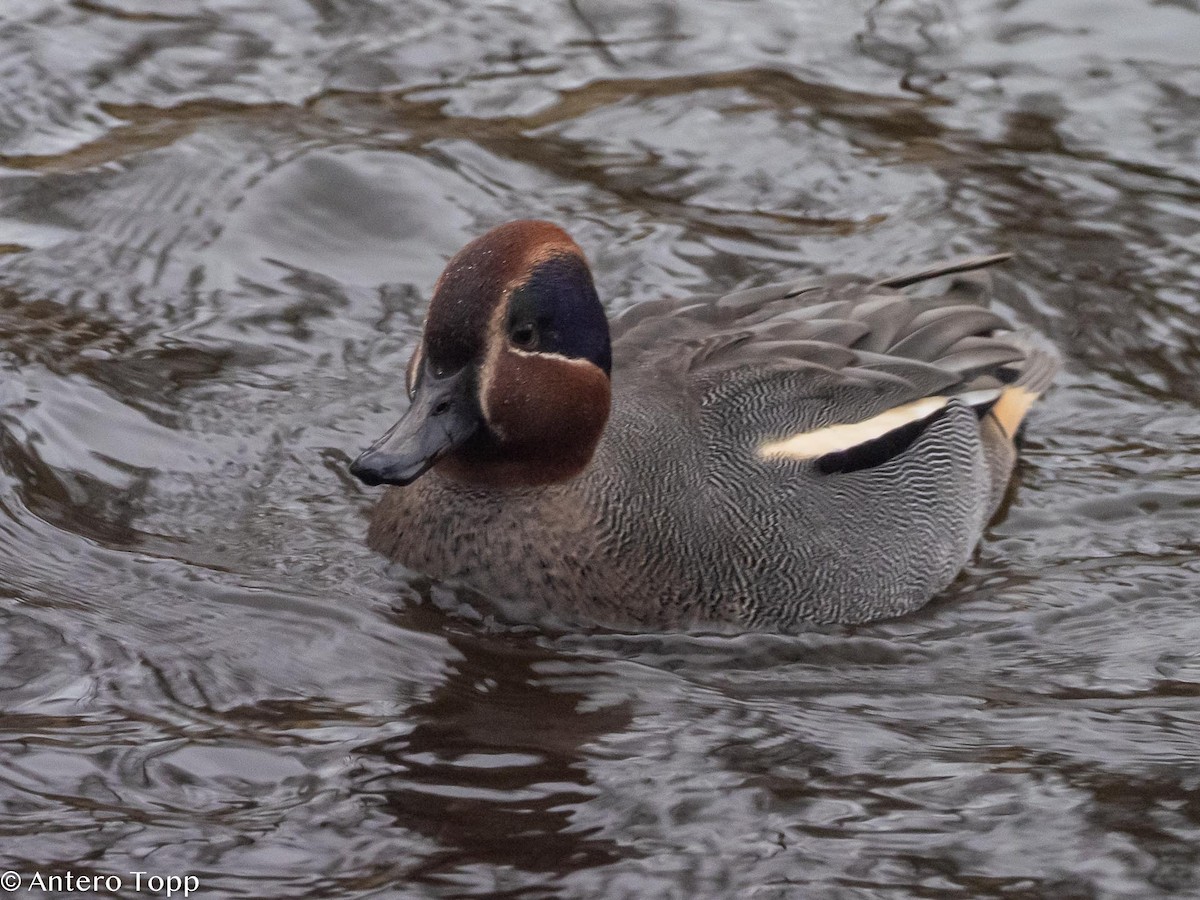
xmin=436 ymin=404 xmax=608 ymax=488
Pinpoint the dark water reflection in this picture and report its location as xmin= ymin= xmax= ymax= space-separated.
xmin=1 ymin=0 xmax=1199 ymax=896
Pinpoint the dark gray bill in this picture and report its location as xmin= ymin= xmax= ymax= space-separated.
xmin=349 ymin=366 xmax=478 ymax=486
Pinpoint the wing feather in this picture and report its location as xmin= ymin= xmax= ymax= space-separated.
xmin=611 ymin=253 xmax=1057 ymax=469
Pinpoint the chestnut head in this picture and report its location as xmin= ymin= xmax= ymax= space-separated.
xmin=350 ymin=220 xmax=612 ymax=489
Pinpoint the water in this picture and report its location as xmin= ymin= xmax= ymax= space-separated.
xmin=1 ymin=1 xmax=1198 ymax=897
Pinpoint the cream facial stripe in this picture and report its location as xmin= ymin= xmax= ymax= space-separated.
xmin=406 ymin=342 xmax=424 ymax=398
xmin=477 ymin=300 xmax=509 ymax=439
xmin=759 ymin=396 xmax=949 ymax=461
xmin=508 ymin=346 xmax=598 ymax=367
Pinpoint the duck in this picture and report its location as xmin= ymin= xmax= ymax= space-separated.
xmin=349 ymin=220 xmax=1057 ymax=631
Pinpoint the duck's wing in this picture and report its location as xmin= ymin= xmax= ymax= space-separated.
xmin=611 ymin=254 xmax=1058 ymax=470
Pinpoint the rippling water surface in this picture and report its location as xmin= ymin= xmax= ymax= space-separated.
xmin=1 ymin=1 xmax=1199 ymax=897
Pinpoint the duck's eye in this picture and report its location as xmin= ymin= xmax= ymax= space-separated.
xmin=510 ymin=322 xmax=539 ymax=350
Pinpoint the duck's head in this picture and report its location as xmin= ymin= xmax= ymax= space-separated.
xmin=350 ymin=220 xmax=612 ymax=489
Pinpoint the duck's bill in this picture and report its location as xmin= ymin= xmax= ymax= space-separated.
xmin=349 ymin=369 xmax=478 ymax=487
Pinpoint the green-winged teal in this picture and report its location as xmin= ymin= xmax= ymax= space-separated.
xmin=350 ymin=220 xmax=1057 ymax=631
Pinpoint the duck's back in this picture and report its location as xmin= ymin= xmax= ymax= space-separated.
xmin=368 ymin=257 xmax=1057 ymax=630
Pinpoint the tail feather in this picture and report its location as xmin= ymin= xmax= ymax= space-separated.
xmin=991 ymin=335 xmax=1060 ymax=438
xmin=871 ymin=253 xmax=1014 ymax=290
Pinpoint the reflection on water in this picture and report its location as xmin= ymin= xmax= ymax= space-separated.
xmin=1 ymin=0 xmax=1199 ymax=896
xmin=356 ymin=636 xmax=631 ymax=887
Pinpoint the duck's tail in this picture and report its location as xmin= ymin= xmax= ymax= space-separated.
xmin=872 ymin=252 xmax=1058 ymax=441
xmin=992 ymin=334 xmax=1060 ymax=440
